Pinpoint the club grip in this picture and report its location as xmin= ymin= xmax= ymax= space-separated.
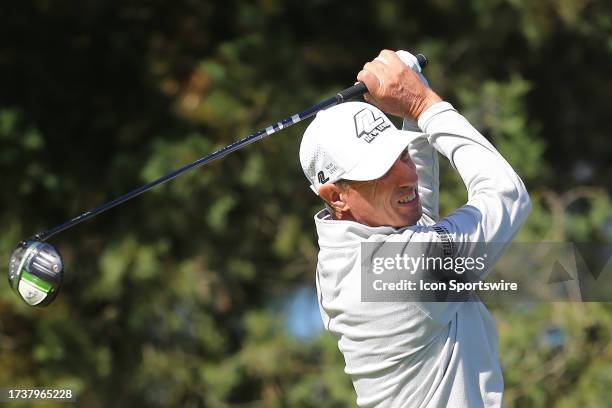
xmin=416 ymin=53 xmax=428 ymax=68
xmin=336 ymin=82 xmax=368 ymax=102
xmin=336 ymin=53 xmax=428 ymax=102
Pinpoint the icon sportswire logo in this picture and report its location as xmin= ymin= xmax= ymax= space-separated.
xmin=353 ymin=108 xmax=391 ymax=143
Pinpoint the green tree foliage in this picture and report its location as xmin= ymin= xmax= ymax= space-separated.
xmin=0 ymin=1 xmax=611 ymax=406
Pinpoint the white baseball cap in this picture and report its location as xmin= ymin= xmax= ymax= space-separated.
xmin=299 ymin=101 xmax=413 ymax=195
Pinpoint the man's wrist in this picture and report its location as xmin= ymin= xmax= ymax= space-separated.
xmin=417 ymin=101 xmax=456 ymax=132
xmin=414 ymin=91 xmax=443 ymax=120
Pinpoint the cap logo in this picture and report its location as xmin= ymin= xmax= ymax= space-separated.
xmin=353 ymin=108 xmax=391 ymax=143
xmin=317 ymin=171 xmax=329 ymax=184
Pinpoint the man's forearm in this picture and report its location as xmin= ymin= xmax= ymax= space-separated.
xmin=403 ymin=119 xmax=440 ymax=222
xmin=418 ymin=101 xmax=531 ymax=242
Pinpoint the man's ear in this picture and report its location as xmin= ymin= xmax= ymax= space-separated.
xmin=319 ymin=183 xmax=350 ymax=213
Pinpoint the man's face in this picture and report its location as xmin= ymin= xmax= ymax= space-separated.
xmin=341 ymin=149 xmax=422 ymax=228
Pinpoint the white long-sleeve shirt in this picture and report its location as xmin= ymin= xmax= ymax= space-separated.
xmin=313 ymin=102 xmax=532 ymax=407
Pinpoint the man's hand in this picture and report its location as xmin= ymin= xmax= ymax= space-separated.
xmin=357 ymin=50 xmax=442 ymax=121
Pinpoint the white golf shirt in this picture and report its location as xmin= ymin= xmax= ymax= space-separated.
xmin=313 ymin=102 xmax=531 ymax=407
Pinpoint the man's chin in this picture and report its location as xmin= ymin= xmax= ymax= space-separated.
xmin=395 ymin=203 xmax=422 ymax=227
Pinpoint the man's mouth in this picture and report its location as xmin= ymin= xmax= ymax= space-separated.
xmin=397 ymin=187 xmax=418 ymax=204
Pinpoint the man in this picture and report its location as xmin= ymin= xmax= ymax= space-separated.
xmin=299 ymin=50 xmax=531 ymax=407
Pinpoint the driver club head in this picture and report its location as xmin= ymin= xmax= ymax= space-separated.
xmin=8 ymin=240 xmax=63 ymax=307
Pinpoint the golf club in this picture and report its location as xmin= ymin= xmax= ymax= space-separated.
xmin=8 ymin=53 xmax=428 ymax=306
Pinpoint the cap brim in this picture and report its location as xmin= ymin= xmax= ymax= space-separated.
xmin=342 ymin=129 xmax=417 ymax=181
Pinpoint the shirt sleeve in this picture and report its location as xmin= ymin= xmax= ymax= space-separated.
xmin=416 ymin=101 xmax=532 ymax=276
xmin=402 ymin=119 xmax=440 ymax=224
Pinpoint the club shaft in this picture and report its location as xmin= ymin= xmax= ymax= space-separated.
xmin=34 ymin=93 xmax=346 ymax=241
xmin=34 ymin=54 xmax=427 ymax=241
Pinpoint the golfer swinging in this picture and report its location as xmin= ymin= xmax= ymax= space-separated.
xmin=300 ymin=50 xmax=531 ymax=407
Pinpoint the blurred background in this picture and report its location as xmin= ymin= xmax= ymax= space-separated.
xmin=1 ymin=1 xmax=611 ymax=406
